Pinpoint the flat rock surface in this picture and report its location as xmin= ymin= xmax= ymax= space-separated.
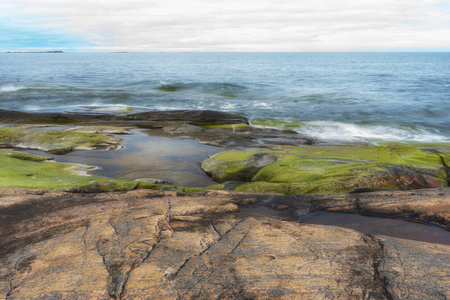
xmin=0 ymin=188 xmax=449 ymax=299
xmin=0 ymin=109 xmax=248 ymax=127
xmin=246 ymin=187 xmax=450 ymax=230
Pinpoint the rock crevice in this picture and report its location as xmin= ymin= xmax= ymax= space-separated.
xmin=0 ymin=188 xmax=448 ymax=299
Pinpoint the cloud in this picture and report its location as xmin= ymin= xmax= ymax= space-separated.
xmin=1 ymin=0 xmax=450 ymax=51
xmin=0 ymin=2 xmax=92 ymax=51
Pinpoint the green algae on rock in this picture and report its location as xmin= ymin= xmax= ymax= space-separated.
xmin=0 ymin=149 xmax=225 ymax=192
xmin=64 ymin=126 xmax=133 ymax=135
xmin=200 ymin=150 xmax=280 ymax=182
xmin=201 ymin=146 xmax=449 ymax=194
xmin=0 ymin=150 xmax=107 ymax=190
xmin=5 ymin=151 xmax=53 ymax=162
xmin=0 ymin=127 xmax=121 ymax=154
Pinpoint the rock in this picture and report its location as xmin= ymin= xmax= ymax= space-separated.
xmin=202 ymin=145 xmax=448 ymax=194
xmin=66 ymin=181 xmax=140 ymax=193
xmin=162 ymin=123 xmax=204 ymax=134
xmin=200 ymin=150 xmax=279 ymax=182
xmin=0 ymin=127 xmax=121 ymax=154
xmin=0 ymin=188 xmax=448 ymax=299
xmin=0 ymin=109 xmax=333 ymax=151
xmin=134 ymin=178 xmax=172 ymax=185
xmin=128 ymin=110 xmax=249 ymax=126
xmin=143 ymin=124 xmax=318 ymax=150
xmin=378 ymin=236 xmax=450 ymax=299
xmin=0 ymin=149 xmax=142 ymax=191
xmin=0 ymin=109 xmax=249 ymax=127
xmin=65 ymin=126 xmax=133 ymax=135
xmin=5 ymin=151 xmax=53 ymax=162
xmin=239 ymin=187 xmax=450 ymax=230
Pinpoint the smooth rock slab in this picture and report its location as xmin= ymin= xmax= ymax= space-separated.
xmin=0 ymin=188 xmax=449 ymax=299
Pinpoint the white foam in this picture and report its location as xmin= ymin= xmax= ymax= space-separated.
xmin=23 ymin=105 xmax=43 ymax=111
xmin=74 ymin=104 xmax=152 ymax=113
xmin=0 ymin=85 xmax=24 ymax=92
xmin=296 ymin=121 xmax=448 ymax=143
xmin=253 ymin=101 xmax=272 ymax=109
xmin=153 ymin=106 xmax=182 ymax=111
xmin=221 ymin=102 xmax=237 ymax=110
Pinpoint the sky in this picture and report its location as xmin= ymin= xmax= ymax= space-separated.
xmin=1 ymin=0 xmax=450 ymax=52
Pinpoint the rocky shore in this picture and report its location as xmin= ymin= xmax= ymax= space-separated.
xmin=0 ymin=109 xmax=449 ymax=299
xmin=0 ymin=109 xmax=448 ymax=193
xmin=0 ymin=187 xmax=449 ymax=299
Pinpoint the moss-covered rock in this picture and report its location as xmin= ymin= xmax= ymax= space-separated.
xmin=65 ymin=126 xmax=133 ymax=135
xmin=5 ymin=151 xmax=53 ymax=162
xmin=0 ymin=127 xmax=121 ymax=154
xmin=0 ymin=150 xmax=118 ymax=190
xmin=66 ymin=181 xmax=140 ymax=193
xmin=438 ymin=149 xmax=450 ymax=166
xmin=0 ymin=149 xmax=225 ymax=193
xmin=201 ymin=146 xmax=448 ymax=194
xmin=200 ymin=150 xmax=280 ymax=182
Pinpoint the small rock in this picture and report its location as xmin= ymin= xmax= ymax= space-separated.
xmin=134 ymin=178 xmax=172 ymax=185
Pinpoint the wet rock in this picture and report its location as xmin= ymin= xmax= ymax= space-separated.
xmin=65 ymin=126 xmax=133 ymax=135
xmin=243 ymin=187 xmax=450 ymax=230
xmin=162 ymin=123 xmax=204 ymax=134
xmin=0 ymin=127 xmax=121 ymax=154
xmin=66 ymin=181 xmax=140 ymax=193
xmin=202 ymin=145 xmax=448 ymax=194
xmin=134 ymin=178 xmax=172 ymax=185
xmin=201 ymin=150 xmax=279 ymax=182
xmin=0 ymin=109 xmax=331 ymax=150
xmin=0 ymin=188 xmax=448 ymax=299
xmin=0 ymin=149 xmax=139 ymax=191
xmin=128 ymin=110 xmax=249 ymax=126
xmin=0 ymin=109 xmax=248 ymax=127
xmin=143 ymin=124 xmax=318 ymax=150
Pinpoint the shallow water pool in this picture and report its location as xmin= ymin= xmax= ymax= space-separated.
xmin=27 ymin=130 xmax=221 ymax=187
xmin=241 ymin=205 xmax=450 ymax=245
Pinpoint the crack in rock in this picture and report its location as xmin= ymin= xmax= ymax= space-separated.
xmin=167 ymin=218 xmax=246 ymax=281
xmin=436 ymin=153 xmax=450 ymax=186
xmin=94 ymin=215 xmax=165 ymax=300
xmin=226 ymin=227 xmax=251 ymax=256
xmin=367 ymin=235 xmax=394 ymax=300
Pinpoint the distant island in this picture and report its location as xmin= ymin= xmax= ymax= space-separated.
xmin=5 ymin=50 xmax=64 ymax=53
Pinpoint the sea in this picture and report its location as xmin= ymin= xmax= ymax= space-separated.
xmin=1 ymin=52 xmax=449 ymax=144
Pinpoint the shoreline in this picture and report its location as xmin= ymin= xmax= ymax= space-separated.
xmin=0 ymin=109 xmax=449 ymax=298
xmin=0 ymin=108 xmax=448 ymax=193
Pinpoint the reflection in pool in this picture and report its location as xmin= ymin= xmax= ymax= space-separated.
xmin=240 ymin=205 xmax=450 ymax=245
xmin=27 ymin=130 xmax=221 ymax=187
xmin=301 ymin=212 xmax=450 ymax=245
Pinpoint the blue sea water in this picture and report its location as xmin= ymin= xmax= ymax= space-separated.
xmin=0 ymin=52 xmax=449 ymax=143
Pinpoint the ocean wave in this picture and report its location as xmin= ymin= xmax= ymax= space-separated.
xmin=220 ymin=102 xmax=238 ymax=111
xmin=156 ymin=82 xmax=193 ymax=92
xmin=252 ymin=101 xmax=272 ymax=109
xmin=298 ymin=121 xmax=448 ymax=143
xmin=155 ymin=81 xmax=247 ymax=94
xmin=0 ymin=85 xmax=25 ymax=92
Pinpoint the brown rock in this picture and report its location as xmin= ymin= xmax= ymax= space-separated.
xmin=0 ymin=109 xmax=248 ymax=127
xmin=0 ymin=188 xmax=448 ymax=299
xmin=250 ymin=187 xmax=450 ymax=230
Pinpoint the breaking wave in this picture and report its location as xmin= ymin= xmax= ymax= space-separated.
xmin=0 ymin=85 xmax=25 ymax=93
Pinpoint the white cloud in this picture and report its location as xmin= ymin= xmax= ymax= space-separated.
xmin=3 ymin=0 xmax=450 ymax=51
